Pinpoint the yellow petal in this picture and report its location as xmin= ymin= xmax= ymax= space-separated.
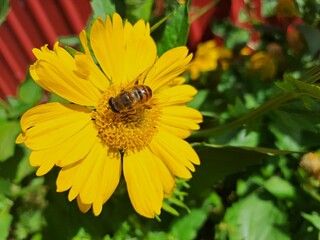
xmin=66 ymin=141 xmax=105 ymax=201
xmin=123 ymin=148 xmax=175 ymax=218
xmin=29 ymin=122 xmax=97 ymax=176
xmin=76 ymin=196 xmax=91 ymax=213
xmin=90 ymin=14 xmax=157 ymax=87
xmin=145 ymin=47 xmax=193 ymax=91
xmin=16 ymin=133 xmax=25 ymax=144
xmin=56 ymin=141 xmax=121 ymax=216
xmin=20 ymin=103 xmax=92 ymax=150
xmin=124 ymin=19 xmax=157 ymax=84
xmin=92 ymin=149 xmax=122 ymax=216
xmin=90 ymin=14 xmax=125 ymax=85
xmin=162 ymin=106 xmax=202 ymax=122
xmin=160 ymin=124 xmax=192 ymax=139
xmin=149 ymin=129 xmax=200 ymax=179
xmin=159 ymin=106 xmax=202 ymax=135
xmin=157 ymin=84 xmax=198 ymax=106
xmin=75 ymin=30 xmax=110 ymax=92
xmin=30 ymin=43 xmax=101 ymax=106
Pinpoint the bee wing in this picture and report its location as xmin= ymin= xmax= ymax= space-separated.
xmin=124 ymin=66 xmax=154 ymax=90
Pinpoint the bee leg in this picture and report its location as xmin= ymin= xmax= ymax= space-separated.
xmin=144 ymin=104 xmax=152 ymax=110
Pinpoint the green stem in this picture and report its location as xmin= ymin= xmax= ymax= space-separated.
xmin=193 ymin=92 xmax=298 ymax=137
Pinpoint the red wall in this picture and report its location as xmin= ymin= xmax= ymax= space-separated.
xmin=0 ymin=0 xmax=92 ymax=98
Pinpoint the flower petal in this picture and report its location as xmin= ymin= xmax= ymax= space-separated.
xmin=75 ymin=30 xmax=110 ymax=92
xmin=145 ymin=47 xmax=193 ymax=91
xmin=149 ymin=129 xmax=200 ymax=179
xmin=29 ymin=122 xmax=97 ymax=176
xmin=20 ymin=103 xmax=92 ymax=150
xmin=90 ymin=14 xmax=157 ymax=86
xmin=123 ymin=148 xmax=175 ymax=218
xmin=157 ymin=84 xmax=198 ymax=106
xmin=76 ymin=196 xmax=91 ymax=213
xmin=159 ymin=106 xmax=202 ymax=137
xmin=124 ymin=19 xmax=157 ymax=84
xmin=56 ymin=141 xmax=121 ymax=216
xmin=90 ymin=14 xmax=125 ymax=85
xmin=30 ymin=43 xmax=101 ymax=106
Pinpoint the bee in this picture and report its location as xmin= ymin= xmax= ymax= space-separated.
xmin=108 ymin=84 xmax=152 ymax=113
xmin=109 ymin=66 xmax=156 ymax=113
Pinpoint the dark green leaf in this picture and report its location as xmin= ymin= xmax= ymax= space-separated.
xmin=222 ymin=193 xmax=290 ymax=240
xmin=0 ymin=121 xmax=20 ymax=162
xmin=154 ymin=0 xmax=190 ymax=55
xmin=194 ymin=142 xmax=300 ymax=156
xmin=0 ymin=0 xmax=9 ymax=24
xmin=124 ymin=0 xmax=153 ymax=22
xmin=189 ymin=143 xmax=265 ymax=198
xmin=0 ymin=178 xmax=10 ymax=195
xmin=287 ymin=77 xmax=320 ymax=101
xmin=14 ymin=146 xmax=33 ymax=184
xmin=297 ymin=24 xmax=320 ymax=57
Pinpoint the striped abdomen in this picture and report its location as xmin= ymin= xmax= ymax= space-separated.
xmin=108 ymin=85 xmax=152 ymax=113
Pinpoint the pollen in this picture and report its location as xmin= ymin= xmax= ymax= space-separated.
xmin=92 ymin=87 xmax=161 ymax=153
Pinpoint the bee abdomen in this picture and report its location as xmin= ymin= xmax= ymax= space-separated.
xmin=108 ymin=97 xmax=121 ymax=113
xmin=135 ymin=85 xmax=152 ymax=102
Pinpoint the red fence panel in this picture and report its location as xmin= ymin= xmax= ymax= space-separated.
xmin=0 ymin=0 xmax=92 ymax=98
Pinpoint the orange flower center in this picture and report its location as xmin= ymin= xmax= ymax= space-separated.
xmin=92 ymin=86 xmax=161 ymax=153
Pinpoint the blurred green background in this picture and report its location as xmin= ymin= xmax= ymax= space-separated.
xmin=2 ymin=0 xmax=320 ymax=239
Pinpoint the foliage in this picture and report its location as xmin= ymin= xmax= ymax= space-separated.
xmin=1 ymin=0 xmax=320 ymax=239
xmin=0 ymin=0 xmax=9 ymax=24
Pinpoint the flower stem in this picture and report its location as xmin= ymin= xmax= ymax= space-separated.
xmin=193 ymin=92 xmax=298 ymax=137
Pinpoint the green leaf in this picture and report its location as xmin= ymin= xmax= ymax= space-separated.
xmin=194 ymin=142 xmax=300 ymax=156
xmin=150 ymin=12 xmax=175 ymax=33
xmin=187 ymin=89 xmax=209 ymax=109
xmin=6 ymin=97 xmax=34 ymax=119
xmin=146 ymin=232 xmax=171 ymax=240
xmin=0 ymin=121 xmax=20 ymax=162
xmin=90 ymin=0 xmax=116 ymax=19
xmin=0 ymin=178 xmax=10 ymax=195
xmin=287 ymin=77 xmax=320 ymax=101
xmin=189 ymin=143 xmax=265 ymax=198
xmin=302 ymin=212 xmax=320 ymax=230
xmin=0 ymin=0 xmax=9 ymax=24
xmin=124 ymin=0 xmax=153 ymax=22
xmin=170 ymin=193 xmax=220 ymax=240
xmin=264 ymin=176 xmax=296 ymax=199
xmin=59 ymin=36 xmax=80 ymax=47
xmin=297 ymin=24 xmax=320 ymax=57
xmin=225 ymin=27 xmax=250 ymax=49
xmin=14 ymin=146 xmax=33 ymax=184
xmin=154 ymin=0 xmax=190 ymax=55
xmin=221 ymin=193 xmax=290 ymax=240
xmin=18 ymin=75 xmax=43 ymax=105
xmin=0 ymin=195 xmax=13 ymax=240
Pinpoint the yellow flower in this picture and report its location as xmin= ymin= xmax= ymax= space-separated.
xmin=189 ymin=40 xmax=232 ymax=80
xmin=247 ymin=51 xmax=277 ymax=81
xmin=16 ymin=13 xmax=202 ymax=218
xmin=276 ymin=0 xmax=299 ymax=18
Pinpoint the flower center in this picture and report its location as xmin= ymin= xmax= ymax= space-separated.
xmin=92 ymin=86 xmax=160 ymax=153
